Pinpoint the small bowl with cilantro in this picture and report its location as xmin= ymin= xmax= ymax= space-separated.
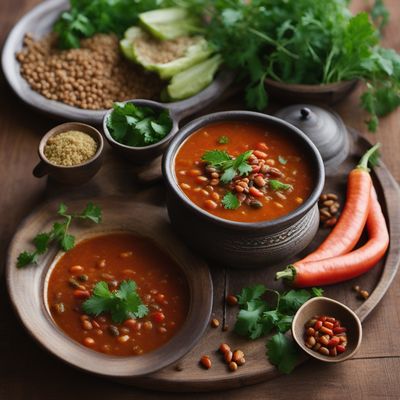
xmin=163 ymin=110 xmax=325 ymax=267
xmin=103 ymin=100 xmax=176 ymax=164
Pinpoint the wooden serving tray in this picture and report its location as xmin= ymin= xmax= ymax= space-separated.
xmin=6 ymin=126 xmax=400 ymax=392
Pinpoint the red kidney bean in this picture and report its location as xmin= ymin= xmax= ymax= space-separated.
xmin=73 ymin=289 xmax=90 ymax=299
xmin=249 ymin=187 xmax=263 ymax=197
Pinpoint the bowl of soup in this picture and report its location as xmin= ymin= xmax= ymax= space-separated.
xmin=163 ymin=111 xmax=325 ymax=268
xmin=6 ymin=198 xmax=213 ymax=379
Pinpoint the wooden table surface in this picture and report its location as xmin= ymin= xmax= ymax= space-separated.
xmin=1 ymin=1 xmax=399 ymax=399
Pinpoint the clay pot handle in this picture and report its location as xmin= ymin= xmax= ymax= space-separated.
xmin=33 ymin=160 xmax=48 ymax=178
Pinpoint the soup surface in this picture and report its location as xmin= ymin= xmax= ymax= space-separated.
xmin=174 ymin=121 xmax=314 ymax=222
xmin=47 ymin=233 xmax=189 ymax=356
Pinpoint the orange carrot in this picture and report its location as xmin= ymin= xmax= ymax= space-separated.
xmin=276 ymin=186 xmax=389 ymax=287
xmin=301 ymin=144 xmax=380 ymax=262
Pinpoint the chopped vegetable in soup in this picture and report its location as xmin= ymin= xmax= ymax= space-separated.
xmin=47 ymin=233 xmax=189 ymax=356
xmin=174 ymin=121 xmax=314 ymax=223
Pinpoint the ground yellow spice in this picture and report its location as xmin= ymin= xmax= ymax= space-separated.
xmin=44 ymin=131 xmax=97 ymax=166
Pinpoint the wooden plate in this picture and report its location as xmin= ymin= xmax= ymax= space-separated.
xmin=5 ymin=130 xmax=400 ymax=391
xmin=6 ymin=198 xmax=213 ymax=379
xmin=1 ymin=0 xmax=233 ymax=125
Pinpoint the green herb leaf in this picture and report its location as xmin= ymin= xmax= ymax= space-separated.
xmin=17 ymin=202 xmax=102 ymax=268
xmin=311 ymin=287 xmax=324 ymax=297
xmin=17 ymin=251 xmax=38 ymax=268
xmin=61 ymin=234 xmax=75 ymax=251
xmin=218 ymin=135 xmax=229 ymax=144
xmin=269 ymin=180 xmax=293 ymax=191
xmin=33 ymin=233 xmax=51 ymax=254
xmin=237 ymin=284 xmax=267 ymax=306
xmin=202 ymin=149 xmax=252 ymax=184
xmin=371 ymin=0 xmax=390 ymax=32
xmin=202 ymin=150 xmax=231 ymax=166
xmin=82 ymin=280 xmax=149 ymax=323
xmin=107 ymin=103 xmax=172 ymax=147
xmin=222 ymin=192 xmax=240 ymax=210
xmin=278 ymin=156 xmax=287 ymax=165
xmin=80 ymin=202 xmax=102 ymax=223
xmin=266 ymin=333 xmax=300 ymax=374
xmin=235 ymin=301 xmax=268 ymax=339
xmin=58 ymin=203 xmax=68 ymax=216
xmin=279 ymin=289 xmax=313 ymax=315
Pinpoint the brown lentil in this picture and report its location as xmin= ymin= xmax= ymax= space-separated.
xmin=17 ymin=33 xmax=163 ymax=110
xmin=318 ymin=192 xmax=341 ymax=228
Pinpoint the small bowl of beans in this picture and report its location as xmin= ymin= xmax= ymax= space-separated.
xmin=33 ymin=122 xmax=104 ymax=185
xmin=292 ymin=296 xmax=362 ymax=363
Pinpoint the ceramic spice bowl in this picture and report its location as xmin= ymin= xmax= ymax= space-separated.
xmin=163 ymin=110 xmax=325 ymax=268
xmin=33 ymin=122 xmax=104 ymax=185
xmin=292 ymin=297 xmax=362 ymax=363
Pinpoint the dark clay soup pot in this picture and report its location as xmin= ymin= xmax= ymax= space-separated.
xmin=162 ymin=111 xmax=325 ymax=268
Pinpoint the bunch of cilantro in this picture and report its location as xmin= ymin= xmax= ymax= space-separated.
xmin=54 ymin=0 xmax=168 ymax=49
xmin=234 ymin=284 xmax=323 ymax=373
xmin=179 ymin=0 xmax=399 ymax=131
xmin=107 ymin=102 xmax=172 ymax=147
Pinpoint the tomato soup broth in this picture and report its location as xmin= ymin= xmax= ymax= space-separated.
xmin=47 ymin=233 xmax=189 ymax=356
xmin=174 ymin=121 xmax=314 ymax=223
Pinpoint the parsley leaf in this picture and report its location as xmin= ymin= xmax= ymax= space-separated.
xmin=202 ymin=149 xmax=253 ymax=184
xmin=80 ymin=202 xmax=102 ymax=224
xmin=278 ymin=156 xmax=287 ymax=165
xmin=237 ymin=284 xmax=267 ymax=306
xmin=222 ymin=192 xmax=240 ymax=210
xmin=82 ymin=280 xmax=149 ymax=324
xmin=17 ymin=251 xmax=37 ymax=268
xmin=218 ymin=135 xmax=229 ymax=144
xmin=266 ymin=332 xmax=300 ymax=374
xmin=371 ymin=0 xmax=390 ymax=33
xmin=16 ymin=202 xmax=102 ymax=268
xmin=269 ymin=180 xmax=293 ymax=191
xmin=202 ymin=150 xmax=231 ymax=166
xmin=234 ymin=283 xmax=323 ymax=371
xmin=107 ymin=102 xmax=172 ymax=147
xmin=33 ymin=233 xmax=51 ymax=254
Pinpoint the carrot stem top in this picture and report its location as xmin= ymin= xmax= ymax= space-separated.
xmin=357 ymin=143 xmax=381 ymax=171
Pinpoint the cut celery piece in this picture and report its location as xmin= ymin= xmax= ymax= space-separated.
xmin=120 ymin=27 xmax=212 ymax=79
xmin=139 ymin=8 xmax=199 ymax=40
xmin=166 ymin=55 xmax=222 ymax=100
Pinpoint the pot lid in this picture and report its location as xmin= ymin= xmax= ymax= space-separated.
xmin=275 ymin=104 xmax=349 ymax=171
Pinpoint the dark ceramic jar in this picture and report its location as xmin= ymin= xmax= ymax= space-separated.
xmin=163 ymin=111 xmax=325 ymax=268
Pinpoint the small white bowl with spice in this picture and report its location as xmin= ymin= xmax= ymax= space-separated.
xmin=33 ymin=122 xmax=104 ymax=185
